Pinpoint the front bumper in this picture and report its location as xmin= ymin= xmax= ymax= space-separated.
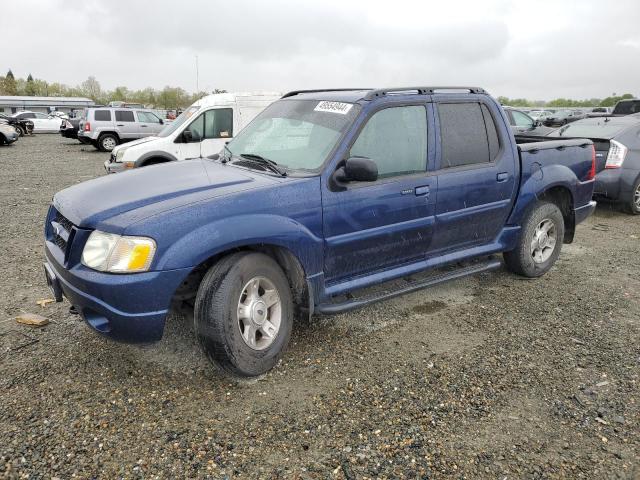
xmin=104 ymin=158 xmax=127 ymax=174
xmin=45 ymin=243 xmax=191 ymax=343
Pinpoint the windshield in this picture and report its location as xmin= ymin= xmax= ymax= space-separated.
xmin=157 ymin=106 xmax=200 ymax=138
xmin=613 ymin=101 xmax=640 ymax=115
xmin=226 ymin=99 xmax=361 ymax=171
xmin=551 ymin=121 xmax=633 ymax=139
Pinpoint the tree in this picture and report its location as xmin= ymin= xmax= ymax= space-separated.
xmin=81 ymin=76 xmax=101 ymax=101
xmin=25 ymin=73 xmax=36 ymax=96
xmin=2 ymin=69 xmax=18 ymax=95
xmin=111 ymin=86 xmax=129 ymax=102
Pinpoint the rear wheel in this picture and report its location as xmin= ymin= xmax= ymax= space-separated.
xmin=97 ymin=133 xmax=118 ymax=152
xmin=624 ymin=176 xmax=640 ymax=215
xmin=194 ymin=252 xmax=293 ymax=378
xmin=504 ymin=201 xmax=565 ymax=278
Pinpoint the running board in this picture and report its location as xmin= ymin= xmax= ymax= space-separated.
xmin=317 ymin=258 xmax=502 ymax=315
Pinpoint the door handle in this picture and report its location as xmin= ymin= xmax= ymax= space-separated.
xmin=415 ymin=185 xmax=430 ymax=196
xmin=496 ymin=172 xmax=509 ymax=182
xmin=116 ymin=124 xmax=124 ymax=126
xmin=140 ymin=125 xmax=147 ymax=127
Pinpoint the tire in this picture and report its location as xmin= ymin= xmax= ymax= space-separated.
xmin=97 ymin=133 xmax=118 ymax=152
xmin=194 ymin=252 xmax=293 ymax=378
xmin=0 ymin=134 xmax=5 ymax=145
xmin=14 ymin=125 xmax=24 ymax=137
xmin=623 ymin=176 xmax=640 ymax=215
xmin=503 ymin=201 xmax=565 ymax=278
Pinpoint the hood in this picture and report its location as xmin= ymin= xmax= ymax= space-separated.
xmin=112 ymin=136 xmax=159 ymax=154
xmin=53 ymin=159 xmax=283 ymax=230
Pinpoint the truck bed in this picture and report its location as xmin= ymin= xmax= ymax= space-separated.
xmin=515 ymin=135 xmax=600 ymax=174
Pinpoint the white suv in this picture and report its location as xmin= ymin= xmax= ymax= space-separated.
xmin=105 ymin=91 xmax=281 ymax=173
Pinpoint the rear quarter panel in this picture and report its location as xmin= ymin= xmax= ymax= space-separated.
xmin=508 ymin=139 xmax=595 ymax=225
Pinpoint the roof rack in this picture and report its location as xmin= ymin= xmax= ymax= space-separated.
xmin=281 ymin=88 xmax=371 ymax=99
xmin=363 ymin=86 xmax=486 ymax=100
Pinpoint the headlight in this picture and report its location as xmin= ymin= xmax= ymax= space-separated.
xmin=81 ymin=230 xmax=156 ymax=273
xmin=115 ymin=149 xmax=125 ymax=162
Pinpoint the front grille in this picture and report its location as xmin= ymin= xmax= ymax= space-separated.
xmin=51 ymin=210 xmax=75 ymax=255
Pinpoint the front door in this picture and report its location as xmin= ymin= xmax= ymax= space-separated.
xmin=431 ymin=101 xmax=517 ymax=254
xmin=200 ymin=107 xmax=234 ymax=158
xmin=135 ymin=111 xmax=165 ymax=137
xmin=322 ymin=104 xmax=436 ymax=282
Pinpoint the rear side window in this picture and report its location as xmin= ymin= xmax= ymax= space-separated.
xmin=115 ymin=110 xmax=135 ymax=122
xmin=204 ymin=108 xmax=233 ymax=139
xmin=481 ymin=105 xmax=500 ymax=161
xmin=94 ymin=110 xmax=111 ymax=121
xmin=438 ymin=103 xmax=499 ymax=168
xmin=349 ymin=105 xmax=427 ymax=179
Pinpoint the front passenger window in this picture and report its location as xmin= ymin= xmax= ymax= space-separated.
xmin=349 ymin=105 xmax=427 ymax=179
xmin=186 ymin=114 xmax=205 ymax=141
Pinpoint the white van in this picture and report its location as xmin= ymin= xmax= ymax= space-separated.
xmin=105 ymin=91 xmax=281 ymax=173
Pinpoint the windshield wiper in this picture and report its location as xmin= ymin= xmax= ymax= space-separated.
xmin=236 ymin=153 xmax=287 ymax=176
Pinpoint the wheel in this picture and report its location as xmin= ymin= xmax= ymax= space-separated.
xmin=0 ymin=134 xmax=5 ymax=145
xmin=14 ymin=125 xmax=24 ymax=137
xmin=623 ymin=176 xmax=640 ymax=215
xmin=503 ymin=201 xmax=565 ymax=278
xmin=97 ymin=134 xmax=118 ymax=152
xmin=194 ymin=252 xmax=293 ymax=377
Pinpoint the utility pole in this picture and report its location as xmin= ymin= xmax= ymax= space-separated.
xmin=195 ymin=55 xmax=199 ymax=93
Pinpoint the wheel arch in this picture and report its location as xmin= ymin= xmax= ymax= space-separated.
xmin=172 ymin=244 xmax=313 ymax=322
xmin=135 ymin=151 xmax=178 ymax=167
xmin=538 ymin=185 xmax=575 ymax=243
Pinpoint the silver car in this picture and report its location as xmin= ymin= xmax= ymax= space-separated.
xmin=0 ymin=122 xmax=19 ymax=145
xmin=77 ymin=107 xmax=166 ymax=152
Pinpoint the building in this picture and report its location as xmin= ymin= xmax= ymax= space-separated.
xmin=0 ymin=96 xmax=95 ymax=115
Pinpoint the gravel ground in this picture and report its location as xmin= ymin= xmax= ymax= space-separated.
xmin=0 ymin=135 xmax=638 ymax=479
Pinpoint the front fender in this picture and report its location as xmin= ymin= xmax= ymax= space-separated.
xmin=507 ymin=163 xmax=578 ymax=226
xmin=154 ymin=214 xmax=324 ymax=275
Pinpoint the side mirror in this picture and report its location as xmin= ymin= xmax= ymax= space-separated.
xmin=334 ymin=156 xmax=378 ymax=184
xmin=182 ymin=130 xmax=200 ymax=143
xmin=159 ymin=118 xmax=164 ymax=125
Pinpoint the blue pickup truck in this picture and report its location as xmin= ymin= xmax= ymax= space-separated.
xmin=44 ymin=87 xmax=596 ymax=377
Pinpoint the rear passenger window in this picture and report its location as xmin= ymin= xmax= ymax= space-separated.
xmin=438 ymin=103 xmax=500 ymax=168
xmin=94 ymin=110 xmax=111 ymax=121
xmin=115 ymin=110 xmax=134 ymax=122
xmin=350 ymin=105 xmax=427 ymax=179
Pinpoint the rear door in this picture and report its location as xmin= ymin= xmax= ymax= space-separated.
xmin=322 ymin=103 xmax=436 ymax=282
xmin=430 ymin=100 xmax=517 ymax=253
xmin=200 ymin=107 xmax=234 ymax=157
xmin=114 ymin=110 xmax=137 ymax=139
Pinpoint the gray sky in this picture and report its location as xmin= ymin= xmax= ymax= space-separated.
xmin=3 ymin=0 xmax=639 ymax=99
